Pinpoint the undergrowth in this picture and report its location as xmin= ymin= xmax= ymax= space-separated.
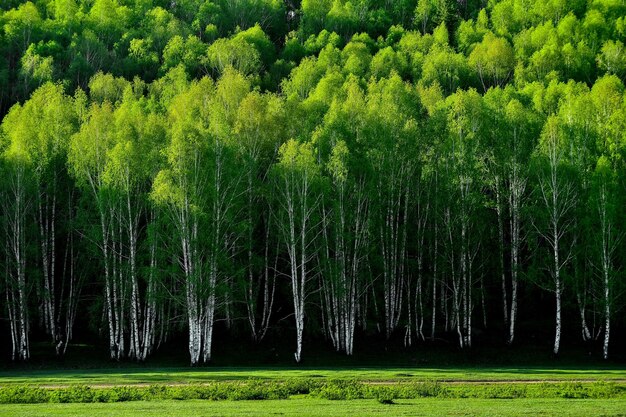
xmin=0 ymin=379 xmax=623 ymax=404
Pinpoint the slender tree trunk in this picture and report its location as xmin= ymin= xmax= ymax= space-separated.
xmin=554 ymin=268 xmax=562 ymax=355
xmin=4 ymin=163 xmax=31 ymax=361
xmin=508 ymin=168 xmax=524 ymax=344
xmin=603 ymin=274 xmax=610 ymax=360
xmin=576 ymin=290 xmax=592 ymax=341
xmin=430 ymin=183 xmax=438 ymax=340
xmin=598 ymin=183 xmax=614 ymax=360
xmin=537 ymin=126 xmax=576 ymax=356
xmin=495 ymin=180 xmax=509 ymax=332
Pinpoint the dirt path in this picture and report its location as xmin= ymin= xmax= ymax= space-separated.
xmin=370 ymin=379 xmax=626 ymax=385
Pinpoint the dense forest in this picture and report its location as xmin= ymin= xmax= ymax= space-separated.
xmin=1 ymin=0 xmax=626 ymax=366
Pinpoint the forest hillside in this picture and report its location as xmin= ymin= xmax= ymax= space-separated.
xmin=1 ymin=0 xmax=626 ymax=365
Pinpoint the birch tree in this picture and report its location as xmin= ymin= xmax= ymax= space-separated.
xmin=364 ymin=74 xmax=419 ymax=339
xmin=7 ymin=84 xmax=77 ymax=355
xmin=502 ymin=99 xmax=539 ymax=345
xmin=152 ymin=79 xmax=212 ymax=365
xmin=484 ymin=89 xmax=539 ymax=344
xmin=321 ymin=139 xmax=369 ymax=355
xmin=587 ymin=75 xmax=625 ymax=359
xmin=153 ymin=75 xmax=242 ymax=365
xmin=591 ymin=158 xmax=620 ymax=359
xmin=314 ymin=77 xmax=370 ymax=354
xmin=441 ymin=88 xmax=485 ymax=348
xmin=1 ymin=105 xmax=33 ymax=361
xmin=533 ymin=116 xmax=578 ymax=355
xmin=102 ymin=90 xmax=166 ymax=360
xmin=468 ymin=33 xmax=515 ymax=92
xmin=272 ymin=139 xmax=322 ymax=363
xmin=69 ymin=100 xmax=125 ymax=359
xmin=233 ymin=91 xmax=286 ymax=342
xmin=209 ymin=68 xmax=251 ymax=329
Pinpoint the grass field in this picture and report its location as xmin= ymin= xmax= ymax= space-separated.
xmin=1 ymin=366 xmax=626 ymax=416
xmin=1 ymin=366 xmax=625 ymax=386
xmin=2 ymin=398 xmax=626 ymax=417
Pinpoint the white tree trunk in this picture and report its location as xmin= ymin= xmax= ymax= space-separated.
xmin=3 ymin=163 xmax=31 ymax=361
xmin=603 ymin=281 xmax=610 ymax=360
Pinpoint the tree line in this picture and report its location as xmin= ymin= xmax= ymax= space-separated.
xmin=1 ymin=0 xmax=625 ymax=365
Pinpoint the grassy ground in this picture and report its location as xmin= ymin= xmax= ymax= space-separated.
xmin=2 ymin=365 xmax=625 ymax=416
xmin=3 ymin=336 xmax=624 ymax=415
xmin=2 ymin=398 xmax=626 ymax=416
xmin=1 ymin=366 xmax=625 ymax=386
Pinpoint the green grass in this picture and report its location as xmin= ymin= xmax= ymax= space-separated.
xmin=1 ymin=366 xmax=625 ymax=386
xmin=2 ymin=366 xmax=625 ymax=416
xmin=1 ymin=398 xmax=626 ymax=416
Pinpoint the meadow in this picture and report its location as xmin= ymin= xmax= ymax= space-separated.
xmin=2 ymin=398 xmax=626 ymax=417
xmin=1 ymin=365 xmax=626 ymax=416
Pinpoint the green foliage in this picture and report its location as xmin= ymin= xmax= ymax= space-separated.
xmin=597 ymin=40 xmax=626 ymax=78
xmin=468 ymin=32 xmax=515 ymax=90
xmin=311 ymin=380 xmax=367 ymax=400
xmin=422 ymin=46 xmax=470 ymax=93
xmin=414 ymin=0 xmax=452 ymax=34
xmin=0 ymin=381 xmax=310 ymax=404
xmin=0 ymin=386 xmax=48 ymax=404
xmin=49 ymin=386 xmax=95 ymax=403
xmin=207 ymin=37 xmax=262 ymax=76
xmin=375 ymin=389 xmax=395 ymax=404
xmin=2 ymin=0 xmax=626 ymax=368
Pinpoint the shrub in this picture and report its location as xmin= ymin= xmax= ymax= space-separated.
xmin=587 ymin=381 xmax=622 ymax=399
xmin=146 ymin=384 xmax=170 ymax=400
xmin=1 ymin=380 xmax=623 ymax=404
xmin=106 ymin=386 xmax=145 ymax=402
xmin=49 ymin=385 xmax=95 ymax=403
xmin=227 ymin=380 xmax=289 ymax=401
xmin=375 ymin=387 xmax=395 ymax=404
xmin=0 ymin=386 xmax=49 ymax=404
xmin=311 ymin=379 xmax=366 ymax=400
xmin=283 ymin=378 xmax=322 ymax=395
xmin=408 ymin=381 xmax=448 ymax=398
xmin=480 ymin=385 xmax=528 ymax=399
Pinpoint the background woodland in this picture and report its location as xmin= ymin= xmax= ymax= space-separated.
xmin=1 ymin=0 xmax=626 ymax=365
